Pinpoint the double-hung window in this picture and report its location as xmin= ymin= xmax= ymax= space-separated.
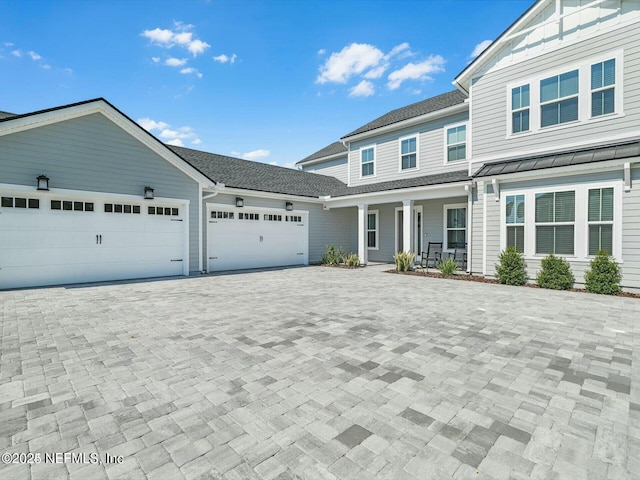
xmin=591 ymin=59 xmax=615 ymax=117
xmin=445 ymin=206 xmax=466 ymax=249
xmin=446 ymin=125 xmax=466 ymax=162
xmin=400 ymin=137 xmax=417 ymax=170
xmin=367 ymin=211 xmax=378 ymax=249
xmin=540 ymin=70 xmax=579 ymax=127
xmin=361 ymin=147 xmax=375 ymax=177
xmin=588 ymin=188 xmax=614 ymax=255
xmin=511 ymin=85 xmax=530 ymax=134
xmin=535 ymin=191 xmax=575 ymax=255
xmin=505 ymin=195 xmax=525 ymax=252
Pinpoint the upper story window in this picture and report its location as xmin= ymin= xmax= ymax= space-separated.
xmin=361 ymin=146 xmax=375 ymax=177
xmin=446 ymin=124 xmax=466 ymax=162
xmin=591 ymin=59 xmax=615 ymax=118
xmin=511 ymin=85 xmax=530 ymax=134
xmin=540 ymin=70 xmax=579 ymax=128
xmin=400 ymin=136 xmax=417 ymax=170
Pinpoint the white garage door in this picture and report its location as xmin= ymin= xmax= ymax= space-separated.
xmin=207 ymin=205 xmax=308 ymax=272
xmin=0 ymin=189 xmax=188 ymax=289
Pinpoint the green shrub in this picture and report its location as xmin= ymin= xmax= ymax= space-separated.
xmin=437 ymin=257 xmax=458 ymax=276
xmin=495 ymin=247 xmax=527 ymax=286
xmin=344 ymin=253 xmax=361 ymax=268
xmin=393 ymin=251 xmax=416 ymax=272
xmin=584 ymin=250 xmax=622 ymax=295
xmin=321 ymin=245 xmax=345 ymax=265
xmin=536 ymin=254 xmax=574 ymax=290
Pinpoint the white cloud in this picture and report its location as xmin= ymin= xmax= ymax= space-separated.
xmin=316 ymin=43 xmax=384 ymax=84
xmin=180 ymin=67 xmax=203 ymax=78
xmin=387 ymin=55 xmax=446 ymax=90
xmin=386 ymin=42 xmax=411 ymax=59
xmin=470 ymin=40 xmax=492 ymax=59
xmin=165 ymin=57 xmax=187 ymax=67
xmin=349 ymin=80 xmax=375 ymax=97
xmin=241 ymin=149 xmax=270 ymax=161
xmin=11 ymin=50 xmax=21 ymax=57
xmin=27 ymin=50 xmax=41 ymax=61
xmin=317 ymin=49 xmax=326 ymax=55
xmin=213 ymin=53 xmax=237 ymax=64
xmin=137 ymin=117 xmax=201 ymax=146
xmin=64 ymin=67 xmax=73 ymax=75
xmin=141 ymin=22 xmax=210 ymax=57
xmin=4 ymin=42 xmax=13 ymax=47
xmin=151 ymin=56 xmax=160 ymax=63
xmin=363 ymin=65 xmax=387 ymax=79
xmin=41 ymin=64 xmax=51 ymax=70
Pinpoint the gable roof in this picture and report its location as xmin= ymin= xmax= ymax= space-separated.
xmin=168 ymin=145 xmax=349 ymax=198
xmin=0 ymin=98 xmax=215 ymax=187
xmin=341 ymin=90 xmax=467 ymax=140
xmin=296 ymin=141 xmax=347 ymax=165
xmin=473 ymin=139 xmax=640 ymax=178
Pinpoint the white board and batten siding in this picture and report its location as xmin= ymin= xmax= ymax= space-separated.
xmin=472 ymin=5 xmax=640 ymax=162
xmin=0 ymin=112 xmax=201 ymax=285
xmin=347 ymin=112 xmax=469 ymax=188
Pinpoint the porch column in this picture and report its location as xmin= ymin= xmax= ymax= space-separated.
xmin=357 ymin=204 xmax=368 ymax=265
xmin=402 ymin=200 xmax=413 ymax=252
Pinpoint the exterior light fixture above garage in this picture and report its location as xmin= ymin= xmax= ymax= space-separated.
xmin=285 ymin=202 xmax=293 ymax=211
xmin=235 ymin=197 xmax=244 ymax=207
xmin=36 ymin=175 xmax=49 ymax=191
xmin=144 ymin=186 xmax=154 ymax=200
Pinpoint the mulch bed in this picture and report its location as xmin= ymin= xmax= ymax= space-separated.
xmin=386 ymin=269 xmax=640 ymax=299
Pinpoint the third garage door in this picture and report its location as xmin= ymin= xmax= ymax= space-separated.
xmin=207 ymin=206 xmax=308 ymax=272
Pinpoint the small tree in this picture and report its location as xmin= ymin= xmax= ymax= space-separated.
xmin=584 ymin=250 xmax=622 ymax=295
xmin=536 ymin=254 xmax=574 ymax=290
xmin=495 ymin=247 xmax=527 ymax=286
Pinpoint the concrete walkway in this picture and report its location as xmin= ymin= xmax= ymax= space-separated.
xmin=1 ymin=265 xmax=639 ymax=479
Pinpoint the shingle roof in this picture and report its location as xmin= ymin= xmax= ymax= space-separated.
xmin=296 ymin=141 xmax=347 ymax=164
xmin=473 ymin=140 xmax=640 ymax=177
xmin=336 ymin=170 xmax=471 ymax=197
xmin=0 ymin=111 xmax=16 ymax=120
xmin=168 ymin=145 xmax=349 ymax=198
xmin=341 ymin=90 xmax=467 ymax=139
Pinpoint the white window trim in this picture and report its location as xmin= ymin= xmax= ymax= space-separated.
xmin=539 ymin=70 xmax=580 ymax=129
xmin=367 ymin=209 xmax=379 ymax=250
xmin=533 ymin=191 xmax=576 ymax=256
xmin=359 ymin=145 xmax=377 ymax=179
xmin=510 ymin=84 xmax=531 ymax=135
xmin=398 ymin=134 xmax=419 ymax=173
xmin=443 ymin=203 xmax=467 ymax=252
xmin=505 ymin=194 xmax=526 ymax=251
xmin=499 ymin=180 xmax=623 ymax=262
xmin=505 ymin=49 xmax=624 ymax=140
xmin=589 ymin=58 xmax=619 ymax=121
xmin=586 ymin=187 xmax=615 ymax=257
xmin=443 ymin=122 xmax=468 ymax=165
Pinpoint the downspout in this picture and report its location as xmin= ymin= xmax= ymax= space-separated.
xmin=465 ymin=183 xmax=473 ymax=274
xmin=201 ymin=183 xmax=224 ymax=273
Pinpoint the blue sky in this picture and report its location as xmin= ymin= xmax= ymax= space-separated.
xmin=1 ymin=0 xmax=534 ymax=168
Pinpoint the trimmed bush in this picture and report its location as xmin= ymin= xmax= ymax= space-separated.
xmin=584 ymin=250 xmax=622 ymax=295
xmin=393 ymin=251 xmax=415 ymax=272
xmin=344 ymin=253 xmax=361 ymax=268
xmin=438 ymin=257 xmax=458 ymax=276
xmin=495 ymin=247 xmax=527 ymax=286
xmin=321 ymin=245 xmax=345 ymax=265
xmin=536 ymin=254 xmax=574 ymax=290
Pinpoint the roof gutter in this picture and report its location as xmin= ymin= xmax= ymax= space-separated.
xmin=340 ymin=103 xmax=468 ymax=144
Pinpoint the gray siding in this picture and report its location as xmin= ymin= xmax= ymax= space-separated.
xmin=204 ymin=193 xmax=356 ymax=265
xmin=472 ymin=22 xmax=640 ymax=160
xmin=347 ymin=112 xmax=469 ymax=187
xmin=0 ymin=113 xmax=201 ymax=272
xmin=302 ymin=157 xmax=348 ymax=184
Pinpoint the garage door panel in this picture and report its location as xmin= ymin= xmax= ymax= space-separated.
xmin=0 ymin=192 xmax=187 ymax=289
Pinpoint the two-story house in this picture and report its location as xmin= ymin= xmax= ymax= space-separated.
xmin=2 ymin=0 xmax=640 ymax=291
xmin=298 ymin=0 xmax=640 ymax=290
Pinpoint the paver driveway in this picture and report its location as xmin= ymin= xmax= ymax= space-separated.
xmin=1 ymin=265 xmax=639 ymax=480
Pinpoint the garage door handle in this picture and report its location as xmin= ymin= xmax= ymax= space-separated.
xmin=297 ymin=252 xmax=304 ymax=255
xmin=96 ymin=234 xmax=102 ymax=245
xmin=209 ymin=257 xmax=217 ymax=260
xmin=170 ymin=259 xmax=183 ymax=262
xmin=171 ymin=219 xmax=183 ymax=222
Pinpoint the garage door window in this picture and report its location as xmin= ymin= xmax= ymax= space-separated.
xmin=239 ymin=213 xmax=259 ymax=220
xmin=211 ymin=211 xmax=234 ymax=219
xmin=105 ymin=203 xmax=140 ymax=214
xmin=2 ymin=197 xmax=40 ymax=209
xmin=286 ymin=215 xmax=302 ymax=223
xmin=264 ymin=214 xmax=282 ymax=221
xmin=51 ymin=200 xmax=94 ymax=212
xmin=148 ymin=206 xmax=179 ymax=216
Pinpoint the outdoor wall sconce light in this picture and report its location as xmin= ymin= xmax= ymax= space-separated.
xmin=36 ymin=175 xmax=49 ymax=191
xmin=235 ymin=197 xmax=244 ymax=207
xmin=285 ymin=201 xmax=293 ymax=211
xmin=144 ymin=186 xmax=154 ymax=199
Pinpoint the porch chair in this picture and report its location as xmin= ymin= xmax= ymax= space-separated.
xmin=420 ymin=242 xmax=443 ymax=269
xmin=452 ymin=246 xmax=467 ymax=270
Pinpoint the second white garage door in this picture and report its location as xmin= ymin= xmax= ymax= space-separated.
xmin=207 ymin=205 xmax=308 ymax=272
